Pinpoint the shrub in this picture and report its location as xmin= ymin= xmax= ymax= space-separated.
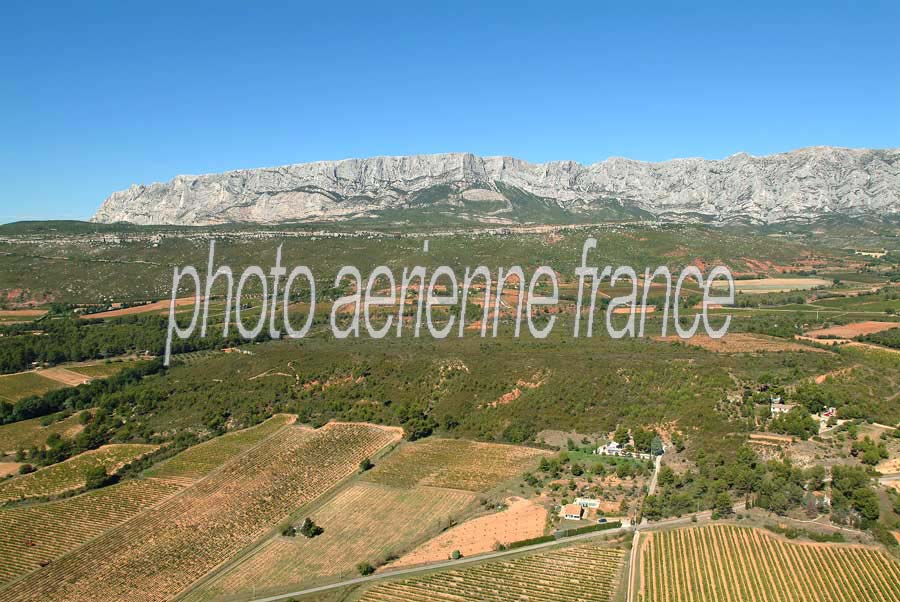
xmin=357 ymin=562 xmax=375 ymax=576
xmin=299 ymin=517 xmax=324 ymax=538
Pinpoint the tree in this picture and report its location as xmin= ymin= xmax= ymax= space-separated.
xmin=657 ymin=465 xmax=675 ymax=487
xmin=651 ymin=436 xmax=664 ymax=456
xmin=613 ymin=426 xmax=630 ymax=446
xmin=852 ymin=487 xmax=880 ymax=522
xmin=715 ymin=492 xmax=734 ymax=518
xmin=642 ymin=495 xmax=662 ymax=521
xmin=670 ymin=432 xmax=686 ymax=453
xmin=357 ymin=562 xmax=375 ymax=576
xmin=770 ymin=407 xmax=818 ymax=439
xmin=633 ymin=428 xmax=655 ymax=454
xmin=450 ymin=550 xmax=462 ymax=560
xmin=84 ymin=466 xmax=115 ymax=490
xmin=299 ymin=518 xmax=324 ymax=538
xmin=359 ymin=458 xmax=373 ymax=472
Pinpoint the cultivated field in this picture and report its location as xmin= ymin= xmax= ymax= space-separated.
xmin=79 ymin=296 xmax=199 ymax=319
xmin=0 ymin=310 xmax=46 ymax=319
xmin=390 ymin=496 xmax=548 ymax=568
xmin=0 ymin=444 xmax=158 ymax=502
xmin=0 ymin=372 xmax=65 ymax=403
xmin=359 ymin=543 xmax=625 ymax=602
xmin=361 ymin=438 xmax=550 ymax=491
xmin=725 ymin=277 xmax=833 ymax=293
xmin=805 ymin=321 xmax=900 ymax=339
xmin=639 ymin=524 xmax=900 ymax=602
xmin=0 ymin=422 xmax=401 ymax=602
xmin=656 ymin=333 xmax=825 ymax=353
xmin=0 ymin=412 xmax=87 ymax=454
xmin=0 ymin=478 xmax=183 ymax=585
xmin=34 ymin=367 xmax=90 ymax=387
xmin=65 ymin=359 xmax=142 ymax=379
xmin=144 ymin=413 xmax=295 ymax=484
xmin=186 ymin=482 xmax=477 ymax=600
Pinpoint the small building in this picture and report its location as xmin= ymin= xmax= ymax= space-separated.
xmin=822 ymin=407 xmax=837 ymax=418
xmin=561 ymin=503 xmax=584 ymax=520
xmin=595 ymin=441 xmax=622 ymax=456
xmin=574 ymin=497 xmax=601 ymax=509
xmin=770 ymin=402 xmax=797 ymax=416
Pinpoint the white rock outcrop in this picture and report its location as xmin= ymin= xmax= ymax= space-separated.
xmin=91 ymin=147 xmax=900 ymax=225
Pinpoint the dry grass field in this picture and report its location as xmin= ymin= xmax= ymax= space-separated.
xmin=805 ymin=321 xmax=900 ymax=339
xmin=639 ymin=524 xmax=900 ymax=602
xmin=0 ymin=412 xmax=87 ymax=455
xmin=361 ymin=438 xmax=550 ymax=492
xmin=0 ymin=444 xmax=158 ymax=502
xmin=185 ymin=481 xmax=477 ymax=600
xmin=0 ymin=310 xmax=46 ymax=318
xmin=359 ymin=543 xmax=625 ymax=602
xmin=79 ymin=296 xmax=199 ymax=319
xmin=0 ymin=422 xmax=401 ymax=602
xmin=0 ymin=479 xmax=183 ymax=586
xmin=33 ymin=367 xmax=91 ymax=387
xmin=725 ymin=277 xmax=832 ymax=293
xmin=657 ymin=333 xmax=826 ymax=353
xmin=0 ymin=372 xmax=66 ymax=403
xmin=65 ymin=360 xmax=142 ymax=379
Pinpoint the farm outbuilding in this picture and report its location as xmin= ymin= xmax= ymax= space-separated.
xmin=561 ymin=503 xmax=584 ymax=520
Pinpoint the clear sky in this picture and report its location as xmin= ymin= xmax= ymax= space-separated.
xmin=1 ymin=1 xmax=898 ymax=222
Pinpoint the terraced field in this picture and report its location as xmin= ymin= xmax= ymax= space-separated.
xmin=185 ymin=482 xmax=477 ymax=600
xmin=359 ymin=544 xmax=625 ymax=602
xmin=0 ymin=444 xmax=158 ymax=502
xmin=144 ymin=413 xmax=295 ymax=484
xmin=0 ymin=479 xmax=183 ymax=585
xmin=0 ymin=372 xmax=65 ymax=403
xmin=0 ymin=412 xmax=87 ymax=454
xmin=362 ymin=438 xmax=550 ymax=491
xmin=639 ymin=524 xmax=900 ymax=602
xmin=0 ymin=422 xmax=401 ymax=602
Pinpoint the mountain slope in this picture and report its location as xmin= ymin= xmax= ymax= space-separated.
xmin=92 ymin=147 xmax=900 ymax=226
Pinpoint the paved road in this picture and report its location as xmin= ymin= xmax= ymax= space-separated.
xmin=246 ymin=524 xmax=632 ymax=602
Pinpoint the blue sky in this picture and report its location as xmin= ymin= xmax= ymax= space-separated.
xmin=1 ymin=1 xmax=898 ymax=222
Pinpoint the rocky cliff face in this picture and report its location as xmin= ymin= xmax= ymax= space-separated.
xmin=91 ymin=147 xmax=900 ymax=225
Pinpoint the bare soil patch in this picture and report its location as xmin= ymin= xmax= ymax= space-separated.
xmin=656 ymin=333 xmax=825 ymax=353
xmin=750 ymin=433 xmax=794 ymax=444
xmin=80 ymin=296 xmax=200 ymax=319
xmin=805 ymin=321 xmax=900 ymax=339
xmin=725 ymin=277 xmax=832 ymax=293
xmin=612 ymin=305 xmax=655 ymax=314
xmin=485 ymin=369 xmax=549 ymax=408
xmin=389 ymin=497 xmax=547 ymax=567
xmin=0 ymin=462 xmax=22 ymax=478
xmin=876 ymin=458 xmax=900 ymax=475
xmin=814 ymin=365 xmax=858 ymax=384
xmin=38 ymin=367 xmax=92 ymax=387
